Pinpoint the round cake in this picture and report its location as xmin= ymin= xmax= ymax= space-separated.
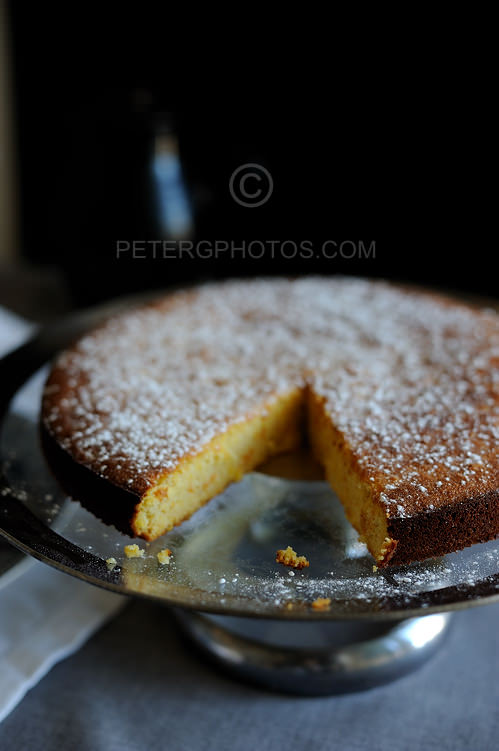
xmin=42 ymin=277 xmax=499 ymax=566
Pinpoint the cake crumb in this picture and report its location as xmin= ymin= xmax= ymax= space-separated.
xmin=157 ymin=548 xmax=173 ymax=565
xmin=124 ymin=544 xmax=145 ymax=559
xmin=106 ymin=557 xmax=117 ymax=570
xmin=311 ymin=597 xmax=331 ymax=610
xmin=276 ymin=546 xmax=310 ymax=569
xmin=376 ymin=536 xmax=397 ymax=563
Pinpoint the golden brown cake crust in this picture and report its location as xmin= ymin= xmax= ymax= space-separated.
xmin=41 ymin=277 xmax=499 ymax=564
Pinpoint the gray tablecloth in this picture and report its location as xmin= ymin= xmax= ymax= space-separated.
xmin=0 ymin=599 xmax=497 ymax=751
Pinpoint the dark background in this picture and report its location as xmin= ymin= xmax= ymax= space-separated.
xmin=7 ymin=8 xmax=494 ymax=308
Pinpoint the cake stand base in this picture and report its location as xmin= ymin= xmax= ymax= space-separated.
xmin=175 ymin=610 xmax=453 ymax=695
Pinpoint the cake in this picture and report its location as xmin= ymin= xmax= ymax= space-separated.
xmin=275 ymin=547 xmax=310 ymax=569
xmin=157 ymin=548 xmax=173 ymax=565
xmin=124 ymin=544 xmax=145 ymax=559
xmin=41 ymin=277 xmax=499 ymax=566
xmin=311 ymin=598 xmax=332 ymax=611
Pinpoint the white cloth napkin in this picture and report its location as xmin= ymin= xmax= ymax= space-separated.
xmin=0 ymin=307 xmax=125 ymax=723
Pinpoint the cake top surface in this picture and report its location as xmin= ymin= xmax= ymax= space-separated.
xmin=42 ymin=277 xmax=499 ymax=516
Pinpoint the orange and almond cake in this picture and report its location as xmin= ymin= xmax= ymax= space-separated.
xmin=41 ymin=278 xmax=499 ymax=566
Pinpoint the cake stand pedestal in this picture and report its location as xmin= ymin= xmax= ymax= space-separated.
xmin=175 ymin=610 xmax=453 ymax=695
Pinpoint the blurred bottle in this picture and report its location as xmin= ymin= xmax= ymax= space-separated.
xmin=53 ymin=95 xmax=193 ymax=306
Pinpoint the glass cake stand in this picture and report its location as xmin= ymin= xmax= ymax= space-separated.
xmin=1 ymin=301 xmax=498 ymax=695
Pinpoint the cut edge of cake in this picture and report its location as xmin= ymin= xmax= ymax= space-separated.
xmin=306 ymin=388 xmax=398 ymax=564
xmin=132 ymin=387 xmax=304 ymax=540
